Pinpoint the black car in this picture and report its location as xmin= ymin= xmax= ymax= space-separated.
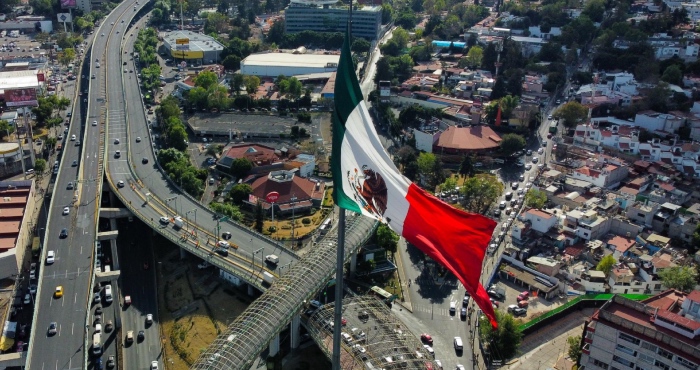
xmin=95 ymin=306 xmax=102 ymax=315
xmin=215 ymin=248 xmax=228 ymax=257
xmin=59 ymin=228 xmax=68 ymax=238
xmin=493 ymin=209 xmax=501 ymax=217
xmin=137 ymin=330 xmax=145 ymax=342
xmin=142 ymin=157 xmax=148 ymax=164
xmin=221 ymin=232 xmax=232 ymax=240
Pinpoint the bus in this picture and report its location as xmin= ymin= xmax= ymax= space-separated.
xmin=549 ymin=122 xmax=558 ymax=134
xmin=370 ymin=286 xmax=396 ymax=307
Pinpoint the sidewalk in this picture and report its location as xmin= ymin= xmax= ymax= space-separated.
xmin=392 ymin=241 xmax=413 ymax=312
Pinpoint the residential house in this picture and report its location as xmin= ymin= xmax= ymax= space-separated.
xmin=571 ymin=163 xmax=629 ymax=189
xmin=563 ymin=208 xmax=612 ymax=241
xmin=607 ymin=235 xmax=637 ymax=260
xmin=521 ymin=208 xmax=559 ymax=234
xmin=625 ymin=200 xmax=660 ymax=228
xmin=526 ymin=256 xmax=563 ymax=277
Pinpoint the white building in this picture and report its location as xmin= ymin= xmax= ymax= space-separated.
xmin=293 ymin=154 xmax=316 ymax=178
xmin=521 ymin=208 xmax=558 ymax=234
xmin=527 ymin=26 xmax=562 ymax=39
xmin=413 ymin=128 xmax=438 ymax=153
xmin=509 ymin=36 xmax=548 ymax=56
xmin=240 ymin=52 xmax=340 ymax=77
xmin=634 ymin=111 xmax=685 ymax=132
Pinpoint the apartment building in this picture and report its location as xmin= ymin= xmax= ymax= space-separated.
xmin=284 ymin=2 xmax=382 ymax=40
xmin=580 ymin=292 xmax=700 ymax=370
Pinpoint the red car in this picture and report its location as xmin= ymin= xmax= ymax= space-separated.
xmin=341 ymin=317 xmax=347 ymax=326
xmin=420 ymin=333 xmax=433 ymax=345
xmin=490 ymin=299 xmax=500 ymax=308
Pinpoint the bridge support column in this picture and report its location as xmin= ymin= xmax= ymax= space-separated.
xmin=349 ymin=252 xmax=357 ymax=277
xmin=290 ymin=315 xmax=301 ymax=349
xmin=268 ymin=333 xmax=280 ymax=357
xmin=179 ymin=247 xmax=186 ymax=260
xmin=247 ymin=283 xmax=255 ymax=296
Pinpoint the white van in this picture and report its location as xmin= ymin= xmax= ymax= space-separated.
xmin=104 ymin=284 xmax=113 ymax=303
xmin=92 ymin=333 xmax=102 ymax=355
xmin=454 ymin=336 xmax=463 ymax=351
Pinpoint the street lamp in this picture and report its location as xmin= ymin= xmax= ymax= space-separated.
xmin=253 ymin=247 xmax=264 ymax=267
xmin=165 ymin=196 xmax=178 ymax=217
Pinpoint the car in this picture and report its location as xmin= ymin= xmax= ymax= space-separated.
xmin=547 ymin=133 xmax=552 ymax=139
xmin=46 ymin=250 xmax=55 ymax=263
xmin=352 ymin=343 xmax=366 ymax=354
xmin=59 ymin=228 xmax=67 ymax=238
xmin=63 ymin=207 xmax=69 ymax=215
xmin=67 ymin=182 xmax=74 ymax=190
xmin=456 ymin=365 xmax=466 ymax=370
xmin=215 ymin=248 xmax=228 ymax=257
xmin=142 ymin=157 xmax=148 ymax=164
xmin=526 ymin=149 xmax=532 ymax=156
xmin=511 ymin=182 xmax=519 ymax=190
xmin=137 ymin=330 xmax=145 ymax=341
xmin=449 ymin=301 xmax=456 ymax=314
xmin=114 ymin=150 xmax=121 ymax=158
xmin=460 ymin=307 xmax=467 ymax=318
xmin=48 ymin=322 xmax=57 ymax=335
xmin=105 ymin=320 xmax=113 ymax=332
xmin=519 ymin=174 xmax=525 ymax=182
xmin=493 ymin=209 xmax=501 ymax=217
xmin=491 ymin=299 xmax=499 ymax=308
xmin=117 ymin=180 xmax=124 ymax=188
xmin=126 ymin=330 xmax=134 ymax=344
xmin=146 ymin=313 xmax=153 ymax=324
xmin=532 ymin=157 xmax=539 ymax=163
xmin=29 ymin=284 xmax=37 ymax=295
xmin=101 ymin=33 xmax=105 ymax=37
xmin=159 ymin=216 xmax=170 ymax=224
xmin=423 ymin=344 xmax=435 ymax=356
xmin=91 ymin=74 xmax=95 ymax=79
xmin=553 ymin=144 xmax=558 ymax=150
xmin=107 ymin=355 xmax=115 ymax=369
xmin=517 ymin=188 xmax=524 ymax=195
xmin=54 ymin=286 xmax=63 ymax=298
xmin=70 ymin=134 xmax=76 ymax=141
xmin=94 ymin=292 xmax=101 ymax=304
xmin=125 ymin=295 xmax=132 ymax=306
xmin=23 ymin=293 xmax=31 ymax=304
xmin=516 ymin=159 xmax=525 ymax=167
xmin=72 ymin=160 xmax=77 ymax=167
xmin=556 ymin=99 xmax=561 ymax=104
xmin=58 ymin=134 xmax=63 ymax=140
xmin=538 ymin=147 xmax=544 ymax=154
xmin=75 ymin=140 xmax=80 ymax=146
xmin=526 ymin=182 xmax=532 ymax=189
xmin=114 ymin=138 xmax=120 ymax=144
xmin=538 ymin=163 xmax=545 ymax=169
xmin=420 ymin=333 xmax=433 ymax=347
xmin=136 ymin=136 xmax=141 ymax=142
xmin=518 ymin=291 xmax=530 ymax=300
xmin=92 ymin=120 xmax=97 ymax=126
xmin=499 ymin=201 xmax=506 ymax=209
xmin=95 ymin=306 xmax=102 ymax=315
xmin=547 ymin=114 xmax=553 ymax=120
xmin=505 ymin=192 xmax=513 ymax=200
xmin=221 ymin=231 xmax=232 ymax=240
xmin=518 ymin=300 xmax=529 ymax=308
xmin=217 ymin=240 xmax=230 ymax=249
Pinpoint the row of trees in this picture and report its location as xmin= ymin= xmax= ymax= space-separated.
xmin=32 ymin=95 xmax=70 ymax=129
xmin=156 ymin=97 xmax=207 ymax=197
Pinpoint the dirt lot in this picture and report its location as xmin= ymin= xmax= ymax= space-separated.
xmin=156 ymin=241 xmax=253 ymax=369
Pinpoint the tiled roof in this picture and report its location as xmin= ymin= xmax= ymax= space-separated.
xmin=435 ymin=125 xmax=501 ymax=151
xmin=608 ymin=235 xmax=635 ymax=253
xmin=688 ymin=290 xmax=700 ymax=303
xmin=250 ymin=173 xmax=324 ymax=205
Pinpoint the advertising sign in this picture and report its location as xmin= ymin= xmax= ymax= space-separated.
xmin=57 ymin=13 xmax=72 ymax=23
xmin=266 ymin=192 xmax=280 ymax=203
xmin=5 ymin=88 xmax=38 ymax=107
xmin=175 ymin=38 xmax=189 ymax=44
xmin=59 ymin=0 xmax=77 ymax=9
xmin=175 ymin=44 xmax=190 ymax=51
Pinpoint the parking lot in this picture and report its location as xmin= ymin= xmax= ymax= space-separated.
xmin=489 ymin=277 xmax=569 ymax=321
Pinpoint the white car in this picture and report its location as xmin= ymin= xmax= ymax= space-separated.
xmin=92 ymin=120 xmax=97 ymax=126
xmin=151 ymin=361 xmax=159 ymax=370
xmin=62 ymin=207 xmax=69 ymax=215
xmin=525 ymin=163 xmax=532 ymax=170
xmin=136 ymin=137 xmax=141 ymax=142
xmin=114 ymin=138 xmax=120 ymax=144
xmin=70 ymin=134 xmax=76 ymax=141
xmin=538 ymin=147 xmax=544 ymax=154
xmin=216 ymin=240 xmax=230 ymax=249
xmin=159 ymin=217 xmax=170 ymax=224
xmin=146 ymin=313 xmax=153 ymax=324
xmin=117 ymin=180 xmax=125 ymax=188
xmin=46 ymin=250 xmax=55 ymax=264
xmin=423 ymin=344 xmax=434 ymax=356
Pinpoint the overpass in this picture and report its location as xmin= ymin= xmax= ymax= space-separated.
xmin=27 ymin=1 xmax=382 ymax=369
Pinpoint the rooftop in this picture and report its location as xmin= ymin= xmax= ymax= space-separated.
xmin=435 ymin=125 xmax=501 ymax=151
xmin=241 ymin=52 xmax=340 ymax=69
xmin=163 ymin=30 xmax=224 ymax=53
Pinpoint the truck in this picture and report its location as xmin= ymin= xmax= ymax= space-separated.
xmin=173 ymin=216 xmax=184 ymax=229
xmin=265 ymin=254 xmax=279 ymax=265
xmin=262 ymin=271 xmax=274 ymax=285
xmin=92 ymin=332 xmax=102 ymax=356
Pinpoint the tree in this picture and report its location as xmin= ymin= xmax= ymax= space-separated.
xmin=230 ymin=157 xmax=253 ymax=179
xmin=596 ymin=255 xmax=616 ymax=277
xmin=222 ymin=55 xmax=241 ymax=71
xmin=204 ymin=12 xmax=229 ymax=34
xmin=266 ymin=19 xmax=285 ymax=44
xmin=499 ymin=133 xmax=526 ymax=156
xmin=0 ymin=120 xmax=14 ymax=140
xmin=499 ymin=95 xmax=519 ymax=119
xmin=465 ymin=46 xmax=483 ymax=68
xmin=461 ymin=174 xmax=503 ymax=214
xmin=209 ymin=202 xmax=243 ymax=221
xmin=554 ymin=101 xmax=589 ymax=128
xmin=230 ymin=73 xmax=245 ymax=95
xmin=661 ymin=64 xmax=683 ymax=86
xmin=57 ymin=48 xmax=76 ymax=67
xmin=458 ymin=156 xmax=474 ymax=177
xmin=254 ymin=201 xmax=264 ymax=232
xmin=479 ymin=309 xmax=523 ymax=361
xmin=194 ymin=70 xmax=219 ymax=90
xmin=34 ymin=158 xmax=46 ymax=175
xmin=228 ymin=184 xmax=252 ymax=205
xmin=658 ymin=266 xmax=699 ymax=292
xmin=524 ymin=189 xmax=547 ymax=209
xmin=376 ymin=224 xmax=399 ymax=254
xmin=567 ymin=336 xmax=582 ymax=362
xmin=243 ymin=75 xmax=260 ymax=94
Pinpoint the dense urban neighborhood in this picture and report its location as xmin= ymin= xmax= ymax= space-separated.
xmin=1 ymin=0 xmax=700 ymax=369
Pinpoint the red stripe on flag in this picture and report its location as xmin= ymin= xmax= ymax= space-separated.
xmin=403 ymin=183 xmax=498 ymax=328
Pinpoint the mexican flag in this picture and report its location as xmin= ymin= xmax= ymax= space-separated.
xmin=331 ymin=30 xmax=498 ymax=328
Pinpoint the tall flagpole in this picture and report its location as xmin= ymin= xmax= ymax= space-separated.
xmin=332 ymin=2 xmax=352 ymax=368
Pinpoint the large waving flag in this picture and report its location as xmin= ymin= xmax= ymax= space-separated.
xmin=331 ymin=30 xmax=498 ymax=328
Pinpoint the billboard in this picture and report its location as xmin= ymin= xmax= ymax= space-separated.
xmin=60 ymin=0 xmax=77 ymax=9
xmin=175 ymin=38 xmax=189 ymax=44
xmin=57 ymin=13 xmax=72 ymax=23
xmin=5 ymin=89 xmax=38 ymax=107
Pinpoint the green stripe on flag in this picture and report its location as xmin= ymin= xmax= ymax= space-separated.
xmin=331 ymin=27 xmax=363 ymax=213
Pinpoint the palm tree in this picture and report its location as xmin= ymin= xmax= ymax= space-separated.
xmin=499 ymin=95 xmax=520 ymax=119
